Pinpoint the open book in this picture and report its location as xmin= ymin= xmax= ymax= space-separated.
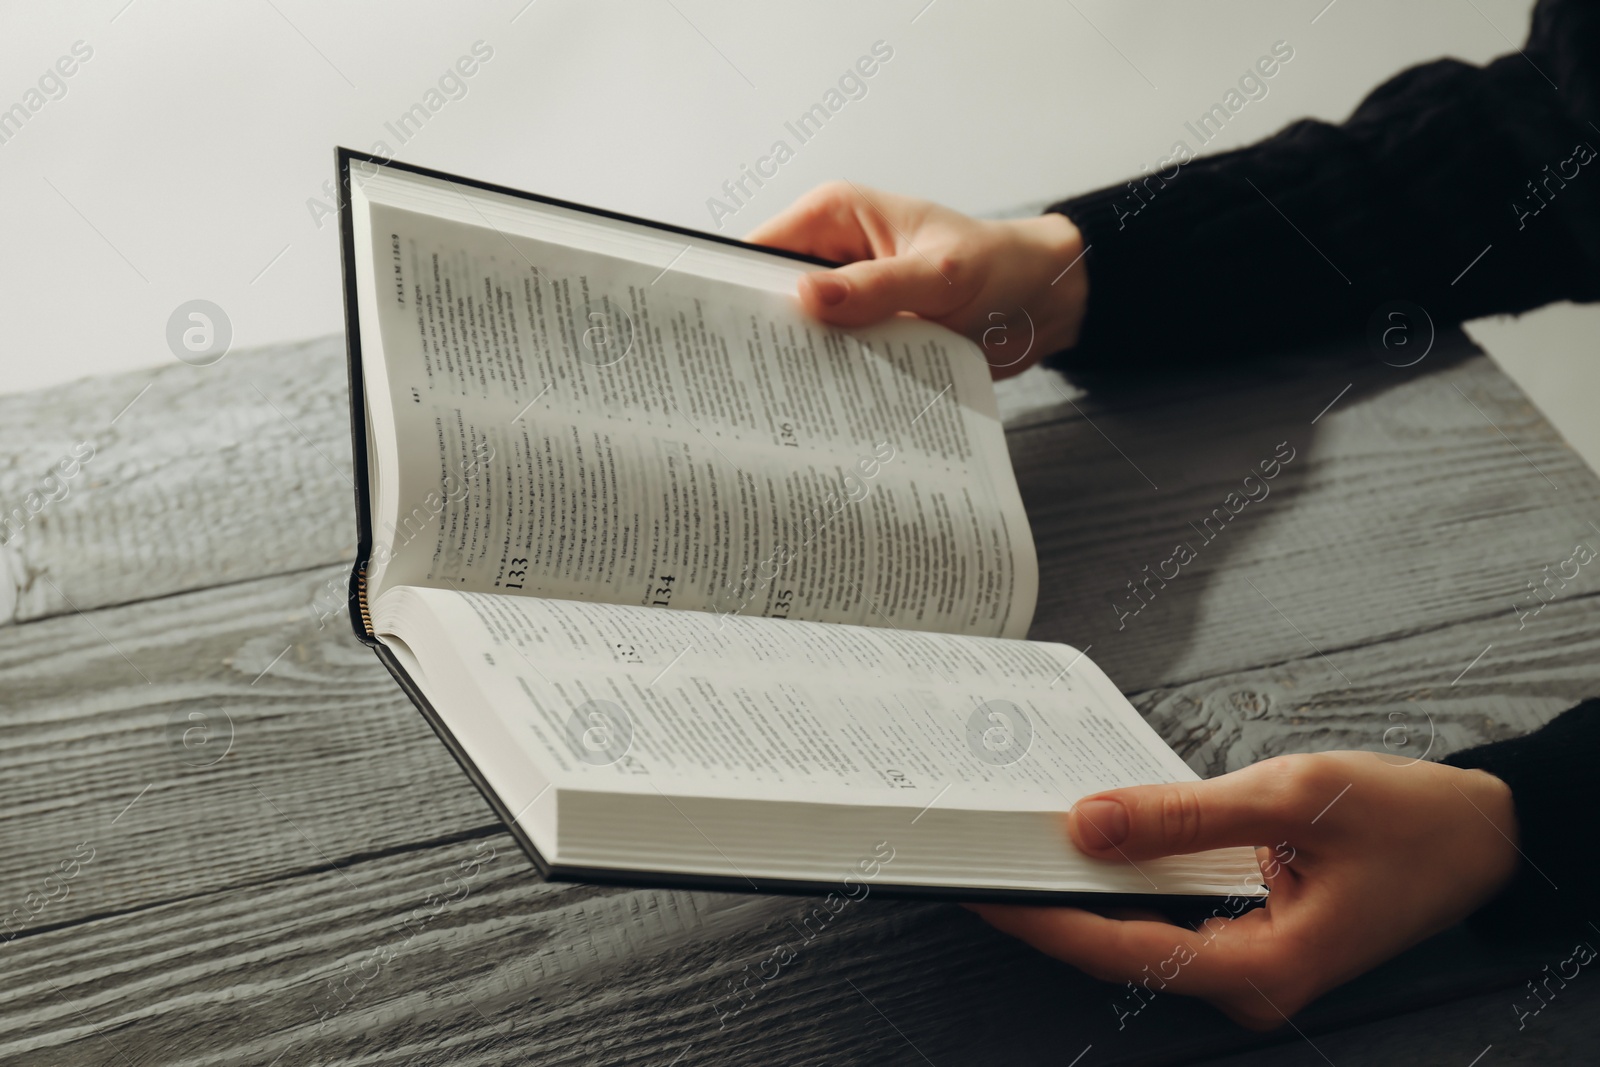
xmin=336 ymin=149 xmax=1265 ymax=904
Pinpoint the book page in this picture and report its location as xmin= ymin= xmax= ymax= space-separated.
xmin=355 ymin=191 xmax=1036 ymax=638
xmin=376 ymin=586 xmax=1197 ymax=811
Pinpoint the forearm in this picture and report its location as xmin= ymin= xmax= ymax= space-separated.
xmin=1048 ymin=0 xmax=1600 ymax=372
xmin=1442 ymin=697 xmax=1600 ymax=939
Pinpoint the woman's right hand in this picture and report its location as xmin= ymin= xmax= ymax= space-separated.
xmin=745 ymin=182 xmax=1089 ymax=380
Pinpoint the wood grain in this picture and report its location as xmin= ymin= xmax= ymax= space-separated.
xmin=0 ymin=330 xmax=1111 ymax=624
xmin=0 ymin=564 xmax=489 ymax=929
xmin=8 ymin=328 xmax=1594 ymax=707
xmin=0 ymin=337 xmax=357 ymax=625
xmin=1013 ymin=340 xmax=1600 ymax=694
xmin=3 ymin=498 xmax=1597 ymax=931
xmin=1 ymin=559 xmax=1597 ymax=1065
xmin=5 ymin=326 xmax=1600 ymax=1065
xmin=0 ymin=817 xmax=1583 ymax=1067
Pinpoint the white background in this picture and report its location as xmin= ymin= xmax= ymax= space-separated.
xmin=3 ymin=0 xmax=1595 ymax=464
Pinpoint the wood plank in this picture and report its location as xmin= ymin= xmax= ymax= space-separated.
xmin=11 ymin=328 xmax=1588 ymax=706
xmin=0 ymin=330 xmax=1101 ymax=625
xmin=0 ymin=327 xmax=1164 ymax=625
xmin=6 ymin=327 xmax=1599 ymax=1063
xmin=1 ymin=544 xmax=1595 ymax=963
xmin=0 ymin=336 xmax=357 ymax=624
xmin=0 ymin=822 xmax=1539 ymax=1066
xmin=0 ymin=580 xmax=1591 ymax=1058
xmin=1 ymin=804 xmax=1591 ymax=1066
xmin=0 ymin=563 xmax=499 ymax=932
xmin=1012 ymin=342 xmax=1600 ymax=694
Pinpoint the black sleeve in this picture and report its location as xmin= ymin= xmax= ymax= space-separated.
xmin=1047 ymin=0 xmax=1600 ymax=374
xmin=1441 ymin=699 xmax=1600 ymax=939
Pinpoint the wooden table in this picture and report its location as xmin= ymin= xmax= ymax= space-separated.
xmin=5 ymin=326 xmax=1600 ymax=1065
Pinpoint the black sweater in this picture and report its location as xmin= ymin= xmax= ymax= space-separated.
xmin=1050 ymin=0 xmax=1600 ymax=940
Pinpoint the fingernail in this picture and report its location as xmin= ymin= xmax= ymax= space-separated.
xmin=1072 ymin=799 xmax=1129 ymax=849
xmin=808 ymin=273 xmax=847 ymax=306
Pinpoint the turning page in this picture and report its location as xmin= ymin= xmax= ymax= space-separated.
xmin=348 ymin=162 xmax=1037 ymax=638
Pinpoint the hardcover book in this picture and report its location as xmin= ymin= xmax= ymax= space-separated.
xmin=335 ymin=147 xmax=1265 ymax=905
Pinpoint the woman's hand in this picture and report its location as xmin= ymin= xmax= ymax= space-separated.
xmin=968 ymin=751 xmax=1521 ymax=1030
xmin=745 ymin=182 xmax=1088 ymax=380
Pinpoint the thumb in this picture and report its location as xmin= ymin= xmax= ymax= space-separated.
xmin=798 ymin=254 xmax=962 ymax=328
xmin=1067 ymin=773 xmax=1290 ymax=861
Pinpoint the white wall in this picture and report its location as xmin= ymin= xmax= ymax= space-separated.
xmin=5 ymin=0 xmax=1593 ymax=463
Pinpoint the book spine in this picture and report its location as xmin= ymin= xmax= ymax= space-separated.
xmin=357 ymin=568 xmax=374 ymax=637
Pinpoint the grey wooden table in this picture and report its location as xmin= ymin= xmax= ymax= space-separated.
xmin=4 ymin=327 xmax=1600 ymax=1066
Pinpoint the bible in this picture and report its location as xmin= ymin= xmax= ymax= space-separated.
xmin=336 ymin=148 xmax=1265 ymax=904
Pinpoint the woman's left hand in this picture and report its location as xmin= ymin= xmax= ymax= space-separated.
xmin=968 ymin=751 xmax=1520 ymax=1030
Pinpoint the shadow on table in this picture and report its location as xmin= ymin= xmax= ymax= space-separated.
xmin=1010 ymin=328 xmax=1479 ymax=695
xmin=807 ymin=905 xmax=1570 ymax=1067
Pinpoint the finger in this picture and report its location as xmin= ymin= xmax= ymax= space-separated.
xmin=1068 ymin=761 xmax=1309 ymax=861
xmin=969 ymin=904 xmax=1259 ymax=997
xmin=797 ymin=255 xmax=962 ymax=327
xmin=744 ymin=183 xmax=873 ymax=262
